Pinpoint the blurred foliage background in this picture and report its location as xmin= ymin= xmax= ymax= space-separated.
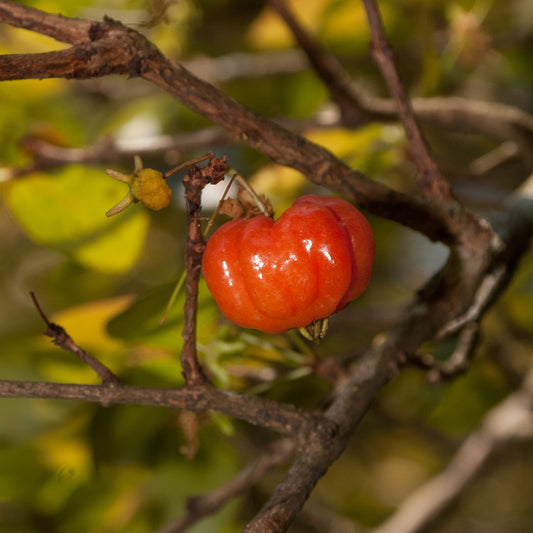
xmin=1 ymin=0 xmax=533 ymax=531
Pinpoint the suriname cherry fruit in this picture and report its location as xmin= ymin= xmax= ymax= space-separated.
xmin=202 ymin=194 xmax=375 ymax=334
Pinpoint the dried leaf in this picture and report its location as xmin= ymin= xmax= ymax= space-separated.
xmin=237 ymin=187 xmax=274 ymax=218
xmin=218 ymin=197 xmax=244 ymax=219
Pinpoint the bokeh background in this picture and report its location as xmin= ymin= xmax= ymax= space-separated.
xmin=1 ymin=0 xmax=533 ymax=531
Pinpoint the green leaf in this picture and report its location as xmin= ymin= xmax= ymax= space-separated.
xmin=6 ymin=165 xmax=150 ymax=273
xmin=106 ymin=280 xmax=219 ymax=350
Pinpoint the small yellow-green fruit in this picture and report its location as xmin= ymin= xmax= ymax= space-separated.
xmin=105 ymin=157 xmax=173 ymax=217
xmin=131 ymin=168 xmax=172 ymax=210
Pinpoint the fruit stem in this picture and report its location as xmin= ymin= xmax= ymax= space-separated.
xmin=226 ymin=167 xmax=270 ymax=216
xmin=204 ymin=171 xmax=237 ymax=236
xmin=164 ymin=152 xmax=214 ymax=179
xmin=161 ymin=170 xmax=236 ymax=325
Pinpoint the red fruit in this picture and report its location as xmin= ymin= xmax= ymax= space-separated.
xmin=202 ymin=194 xmax=375 ymax=334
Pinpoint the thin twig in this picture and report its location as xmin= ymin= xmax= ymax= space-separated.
xmin=427 ymin=321 xmax=480 ymax=383
xmin=30 ymin=292 xmax=121 ymax=386
xmin=0 ymin=379 xmax=337 ymax=439
xmin=202 ymin=170 xmax=238 ymax=234
xmin=11 ymin=97 xmax=533 ymax=179
xmin=436 ymin=264 xmax=507 ymax=339
xmin=268 ymin=0 xmax=368 ymax=125
xmin=372 ymin=369 xmax=533 ymax=533
xmin=160 ymin=166 xmax=236 ymax=325
xmin=469 ymin=141 xmax=519 ymax=176
xmin=361 ymin=0 xmax=454 ymax=203
xmin=164 ymin=152 xmax=213 ymax=179
xmin=157 ymin=439 xmax=295 ymax=533
xmin=180 ymin=156 xmax=228 ymax=386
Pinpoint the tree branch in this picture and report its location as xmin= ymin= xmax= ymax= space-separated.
xmin=373 ymin=369 xmax=533 ymax=533
xmin=157 ymin=439 xmax=295 ymax=533
xmin=0 ymin=0 xmax=92 ymax=44
xmin=12 ymin=127 xmax=233 ymax=176
xmin=361 ymin=0 xmax=454 ymax=202
xmin=0 ymin=379 xmax=337 ymax=440
xmin=270 ymin=0 xmax=452 ymax=203
xmin=30 ymin=291 xmax=121 ymax=386
xmin=180 ymin=156 xmax=227 ymax=386
xmin=268 ymin=0 xmax=533 ymax=171
xmin=268 ymin=0 xmax=369 ymax=126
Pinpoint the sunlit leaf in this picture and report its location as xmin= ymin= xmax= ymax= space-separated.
xmin=6 ymin=166 xmax=150 ymax=273
xmin=50 ymin=295 xmax=134 ymax=354
xmin=209 ymin=412 xmax=235 ymax=437
xmin=33 ymin=433 xmax=92 ymax=514
xmin=320 ymin=0 xmax=370 ymax=47
xmin=33 ymin=295 xmax=134 ymax=383
xmin=246 ymin=0 xmax=330 ymax=49
xmin=106 ymin=280 xmax=219 ymax=350
xmin=249 ymin=164 xmax=306 ymax=213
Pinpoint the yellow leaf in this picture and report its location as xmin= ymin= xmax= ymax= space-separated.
xmin=50 ymin=295 xmax=135 ymax=355
xmin=246 ymin=0 xmax=330 ymax=49
xmin=7 ymin=166 xmax=150 ymax=273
